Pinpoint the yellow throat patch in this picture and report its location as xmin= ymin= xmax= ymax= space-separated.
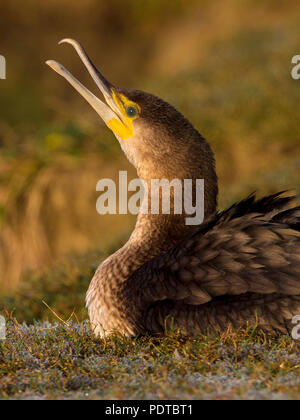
xmin=106 ymin=91 xmax=140 ymax=140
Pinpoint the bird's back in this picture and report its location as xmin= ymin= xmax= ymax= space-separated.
xmin=128 ymin=192 xmax=300 ymax=336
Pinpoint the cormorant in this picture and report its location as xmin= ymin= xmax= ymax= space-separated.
xmin=47 ymin=39 xmax=300 ymax=338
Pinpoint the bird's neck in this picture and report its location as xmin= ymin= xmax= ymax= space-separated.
xmin=99 ymin=141 xmax=219 ymax=282
xmin=99 ymin=191 xmax=212 ymax=289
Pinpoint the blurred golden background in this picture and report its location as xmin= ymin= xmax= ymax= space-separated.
xmin=0 ymin=0 xmax=299 ymax=319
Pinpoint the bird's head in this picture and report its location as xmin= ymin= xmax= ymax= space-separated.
xmin=47 ymin=39 xmax=217 ymax=212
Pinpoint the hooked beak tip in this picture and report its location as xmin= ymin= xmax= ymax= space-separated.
xmin=46 ymin=38 xmax=124 ymax=130
xmin=59 ymin=38 xmax=79 ymax=47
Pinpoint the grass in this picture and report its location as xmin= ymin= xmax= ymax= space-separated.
xmin=0 ymin=234 xmax=130 ymax=322
xmin=1 ymin=318 xmax=300 ymax=400
xmin=1 ymin=246 xmax=300 ymax=400
xmin=1 ymin=238 xmax=299 ymax=400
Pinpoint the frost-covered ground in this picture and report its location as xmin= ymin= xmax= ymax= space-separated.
xmin=1 ymin=319 xmax=300 ymax=400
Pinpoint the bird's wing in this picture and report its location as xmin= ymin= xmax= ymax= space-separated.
xmin=130 ymin=193 xmax=300 ymax=307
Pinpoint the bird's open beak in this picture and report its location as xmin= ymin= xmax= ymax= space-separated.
xmin=46 ymin=39 xmax=131 ymax=139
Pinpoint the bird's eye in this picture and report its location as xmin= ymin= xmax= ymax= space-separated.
xmin=126 ymin=106 xmax=138 ymax=118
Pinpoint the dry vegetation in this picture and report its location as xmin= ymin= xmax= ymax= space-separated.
xmin=0 ymin=0 xmax=300 ymax=400
xmin=0 ymin=0 xmax=299 ymax=291
xmin=1 ymin=318 xmax=300 ymax=400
